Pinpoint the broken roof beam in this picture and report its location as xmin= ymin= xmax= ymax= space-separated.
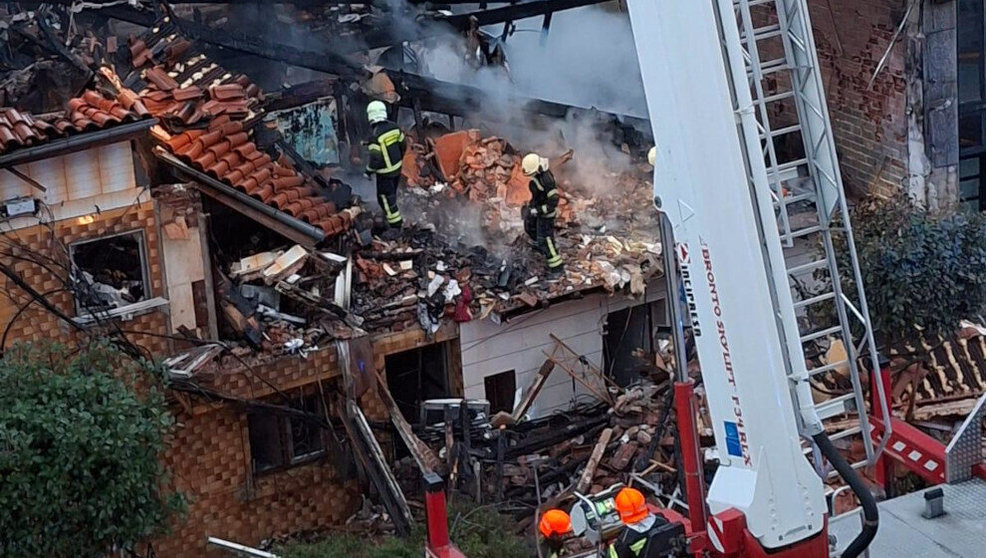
xmin=99 ymin=8 xmax=647 ymax=125
xmin=434 ymin=0 xmax=611 ymax=30
xmin=100 ymin=6 xmax=363 ymax=78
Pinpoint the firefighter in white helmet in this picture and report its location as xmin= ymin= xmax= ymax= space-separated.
xmin=647 ymin=146 xmax=656 ymax=167
xmin=521 ymin=153 xmax=564 ymax=276
xmin=364 ymin=100 xmax=406 ymax=233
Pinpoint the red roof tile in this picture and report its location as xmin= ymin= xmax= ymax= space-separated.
xmin=0 ymin=90 xmax=151 ymax=156
xmin=126 ymin=24 xmax=349 ymax=239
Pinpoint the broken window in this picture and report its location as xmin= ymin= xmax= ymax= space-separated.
xmin=604 ymin=300 xmax=669 ymax=387
xmin=70 ymin=231 xmax=150 ymax=315
xmin=247 ymin=393 xmax=326 ymax=474
xmin=384 ymin=342 xmax=452 ymax=422
xmin=484 ymin=370 xmax=516 ymax=414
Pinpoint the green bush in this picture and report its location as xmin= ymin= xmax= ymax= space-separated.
xmin=0 ymin=342 xmax=183 ymax=557
xmin=832 ymin=193 xmax=986 ymax=349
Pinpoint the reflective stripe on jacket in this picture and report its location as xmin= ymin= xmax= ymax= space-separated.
xmin=366 ymin=121 xmax=406 ymax=176
xmin=529 ymin=170 xmax=559 ymax=218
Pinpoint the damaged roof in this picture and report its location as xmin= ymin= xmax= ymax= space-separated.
xmin=0 ymin=90 xmax=152 ymax=157
xmin=119 ymin=20 xmax=352 ymax=238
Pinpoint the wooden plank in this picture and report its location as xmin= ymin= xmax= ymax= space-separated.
xmin=512 ymin=358 xmax=555 ymax=422
xmin=373 ymin=368 xmax=443 ymax=474
xmin=576 ymin=427 xmax=613 ymax=494
xmin=346 ymin=400 xmax=413 ymax=535
xmin=545 ymin=351 xmax=613 ymax=405
xmin=5 ymin=166 xmax=46 ymax=192
xmin=550 ymin=332 xmax=621 ymax=392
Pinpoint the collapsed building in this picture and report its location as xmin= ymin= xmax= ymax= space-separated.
xmin=0 ymin=2 xmax=668 ymax=554
xmin=2 ymin=1 xmax=986 ymax=556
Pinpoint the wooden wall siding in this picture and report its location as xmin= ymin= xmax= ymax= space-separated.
xmin=0 ymin=141 xmax=144 ymax=224
xmin=459 ymin=289 xmax=665 ymax=418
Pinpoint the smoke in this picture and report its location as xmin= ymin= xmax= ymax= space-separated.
xmin=417 ymin=4 xmax=648 ymax=118
xmin=408 ymin=4 xmax=646 ymax=197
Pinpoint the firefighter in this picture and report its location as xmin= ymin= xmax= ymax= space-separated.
xmin=521 ymin=153 xmax=564 ymax=277
xmin=364 ymin=100 xmax=406 ymax=233
xmin=647 ymin=146 xmax=657 ymax=167
xmin=607 ymin=487 xmax=657 ymax=558
xmin=538 ymin=508 xmax=572 ymax=558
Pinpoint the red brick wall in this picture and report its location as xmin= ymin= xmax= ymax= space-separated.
xmin=811 ymin=0 xmax=909 ymax=196
xmin=152 ymin=324 xmax=462 ymax=555
xmin=0 ymin=201 xmax=171 ymax=356
xmin=152 ymin=398 xmax=361 ymax=557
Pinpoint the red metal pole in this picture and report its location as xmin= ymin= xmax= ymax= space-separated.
xmin=870 ymin=363 xmax=895 ymax=496
xmin=424 ymin=472 xmax=450 ymax=549
xmin=674 ymin=380 xmax=708 ymax=538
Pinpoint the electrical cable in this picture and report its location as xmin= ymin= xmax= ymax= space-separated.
xmin=812 ymin=431 xmax=878 ymax=558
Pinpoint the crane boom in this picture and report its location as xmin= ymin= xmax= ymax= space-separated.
xmin=626 ymin=0 xmax=826 ymax=551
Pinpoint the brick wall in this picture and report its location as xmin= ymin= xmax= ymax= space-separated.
xmin=810 ymin=0 xmax=909 ymax=196
xmin=0 ymin=201 xmax=171 ymax=356
xmin=152 ymin=323 xmax=462 ymax=555
xmin=152 ymin=398 xmax=361 ymax=557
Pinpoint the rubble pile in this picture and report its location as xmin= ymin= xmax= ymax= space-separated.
xmin=352 ymin=129 xmax=665 ymax=327
xmin=206 ymin=244 xmax=364 ymax=364
xmin=396 ymin=370 xmax=684 ymax=537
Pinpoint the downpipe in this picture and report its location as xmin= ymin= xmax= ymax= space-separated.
xmin=811 ymin=431 xmax=878 ymax=558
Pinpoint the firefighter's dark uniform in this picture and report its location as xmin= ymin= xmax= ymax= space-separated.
xmin=606 ymin=515 xmax=683 ymax=558
xmin=366 ymin=120 xmax=406 ymax=228
xmin=538 ymin=535 xmax=565 ymax=558
xmin=524 ymin=169 xmax=563 ymax=273
xmin=607 ymin=523 xmax=651 ymax=558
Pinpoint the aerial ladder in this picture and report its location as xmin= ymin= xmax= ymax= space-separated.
xmin=429 ymin=1 xmax=893 ymax=557
xmin=626 ymin=0 xmax=884 ymax=556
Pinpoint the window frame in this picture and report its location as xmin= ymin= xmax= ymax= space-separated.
xmin=955 ymin=1 xmax=986 ymax=210
xmin=68 ymin=229 xmax=152 ymax=318
xmin=484 ymin=370 xmax=517 ymax=415
xmin=247 ymin=393 xmax=328 ymax=476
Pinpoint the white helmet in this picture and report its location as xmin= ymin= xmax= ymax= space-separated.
xmin=522 ymin=153 xmax=548 ymax=176
xmin=367 ymin=100 xmax=388 ymax=123
xmin=647 ymin=146 xmax=657 ymax=167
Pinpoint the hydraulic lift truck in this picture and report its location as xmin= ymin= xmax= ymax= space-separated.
xmin=425 ymin=0 xmax=986 ymax=556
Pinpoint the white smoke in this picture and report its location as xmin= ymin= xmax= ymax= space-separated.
xmin=419 ymin=4 xmax=648 ymax=118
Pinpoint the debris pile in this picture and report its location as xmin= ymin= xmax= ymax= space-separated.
xmin=389 ymin=334 xmax=690 ymax=536
xmin=212 ymin=243 xmax=364 ymax=358
xmin=358 ymin=129 xmax=666 ymax=324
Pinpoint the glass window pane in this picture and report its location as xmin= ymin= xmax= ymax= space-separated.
xmin=959 ymin=61 xmax=984 ymax=104
xmin=248 ymin=413 xmax=284 ymax=472
xmin=960 ymin=178 xmax=980 ymax=200
xmin=289 ymin=395 xmax=324 ymax=461
xmin=959 ymin=112 xmax=985 ymax=149
xmin=961 ymin=157 xmax=981 ymax=179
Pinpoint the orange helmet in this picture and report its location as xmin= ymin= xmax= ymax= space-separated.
xmin=539 ymin=509 xmax=572 ymax=538
xmin=614 ymin=487 xmax=649 ymax=524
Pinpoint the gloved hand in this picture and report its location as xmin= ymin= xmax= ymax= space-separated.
xmin=530 ymin=207 xmax=539 ymax=217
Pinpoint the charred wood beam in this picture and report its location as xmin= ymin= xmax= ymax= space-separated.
xmin=264 ymin=79 xmax=340 ymax=112
xmin=17 ymin=0 xmax=374 ymax=5
xmin=361 ymin=0 xmax=610 ymax=50
xmin=97 ymin=7 xmax=648 ymax=126
xmin=433 ymin=0 xmax=610 ymax=30
xmin=100 ymin=6 xmax=366 ymax=78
